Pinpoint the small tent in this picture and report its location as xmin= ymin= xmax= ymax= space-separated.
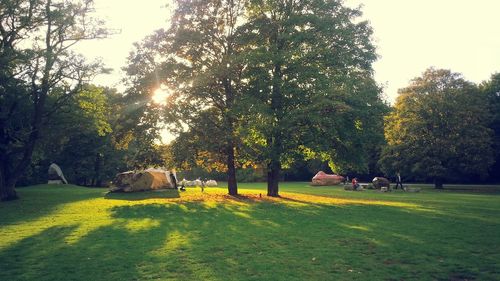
xmin=48 ymin=163 xmax=68 ymax=184
xmin=311 ymin=171 xmax=344 ymax=186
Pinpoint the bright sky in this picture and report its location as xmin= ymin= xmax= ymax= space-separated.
xmin=79 ymin=0 xmax=500 ymax=103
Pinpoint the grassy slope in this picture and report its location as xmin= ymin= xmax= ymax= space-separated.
xmin=0 ymin=183 xmax=499 ymax=281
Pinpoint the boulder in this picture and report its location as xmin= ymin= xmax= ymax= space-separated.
xmin=311 ymin=171 xmax=344 ymax=186
xmin=372 ymin=177 xmax=390 ymax=189
xmin=48 ymin=163 xmax=68 ymax=184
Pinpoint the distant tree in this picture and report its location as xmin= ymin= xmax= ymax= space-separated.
xmin=480 ymin=73 xmax=500 ymax=181
xmin=20 ymin=84 xmax=171 ymax=187
xmin=240 ymin=0 xmax=383 ymax=196
xmin=380 ymin=68 xmax=494 ymax=188
xmin=0 ymin=0 xmax=108 ymax=200
xmin=17 ymin=85 xmax=117 ymax=186
xmin=40 ymin=85 xmax=116 ymax=186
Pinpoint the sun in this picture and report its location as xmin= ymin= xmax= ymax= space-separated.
xmin=152 ymin=88 xmax=169 ymax=105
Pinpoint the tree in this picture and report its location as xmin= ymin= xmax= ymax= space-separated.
xmin=240 ymin=0 xmax=382 ymax=196
xmin=0 ymin=0 xmax=107 ymax=200
xmin=129 ymin=0 xmax=248 ymax=195
xmin=380 ymin=68 xmax=494 ymax=188
xmin=32 ymin=85 xmax=117 ymax=186
xmin=480 ymin=73 xmax=500 ymax=181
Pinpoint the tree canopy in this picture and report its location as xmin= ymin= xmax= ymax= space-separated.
xmin=480 ymin=73 xmax=500 ymax=180
xmin=0 ymin=0 xmax=108 ymax=200
xmin=124 ymin=0 xmax=249 ymax=195
xmin=4 ymin=1 xmax=500 ymax=200
xmin=380 ymin=68 xmax=494 ymax=188
xmin=238 ymin=0 xmax=384 ymax=196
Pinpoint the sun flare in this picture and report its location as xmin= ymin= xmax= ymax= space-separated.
xmin=152 ymin=88 xmax=169 ymax=105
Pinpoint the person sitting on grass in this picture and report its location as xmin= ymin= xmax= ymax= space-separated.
xmin=352 ymin=177 xmax=360 ymax=191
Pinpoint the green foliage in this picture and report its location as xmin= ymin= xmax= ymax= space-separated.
xmin=380 ymin=68 xmax=494 ymax=186
xmin=480 ymin=73 xmax=500 ymax=180
xmin=239 ymin=0 xmax=386 ymax=194
xmin=236 ymin=168 xmax=266 ymax=182
xmin=0 ymin=184 xmax=499 ymax=280
xmin=0 ymin=0 xmax=108 ymax=199
xmin=18 ymin=84 xmax=170 ymax=187
xmin=127 ymin=0 xmax=387 ymax=196
xmin=18 ymin=85 xmax=119 ymax=186
xmin=124 ymin=0 xmax=251 ymax=194
xmin=75 ymin=86 xmax=113 ymax=136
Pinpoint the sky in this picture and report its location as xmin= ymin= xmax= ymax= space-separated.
xmin=79 ymin=0 xmax=500 ymax=103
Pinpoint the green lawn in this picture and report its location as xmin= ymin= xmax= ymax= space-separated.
xmin=0 ymin=183 xmax=499 ymax=281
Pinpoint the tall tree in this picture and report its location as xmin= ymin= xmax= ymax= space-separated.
xmin=380 ymin=68 xmax=494 ymax=188
xmin=480 ymin=73 xmax=500 ymax=181
xmin=0 ymin=0 xmax=107 ymax=200
xmin=128 ymin=0 xmax=248 ymax=195
xmin=241 ymin=0 xmax=381 ymax=196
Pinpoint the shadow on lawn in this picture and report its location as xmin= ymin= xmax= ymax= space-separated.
xmin=104 ymin=189 xmax=181 ymax=201
xmin=1 ymin=198 xmax=497 ymax=280
xmin=0 ymin=185 xmax=102 ymax=226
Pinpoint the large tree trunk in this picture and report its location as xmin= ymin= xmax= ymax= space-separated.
xmin=0 ymin=183 xmax=18 ymax=201
xmin=267 ymin=160 xmax=280 ymax=197
xmin=93 ymin=153 xmax=102 ymax=187
xmin=0 ymin=92 xmax=44 ymax=201
xmin=222 ymin=73 xmax=238 ymax=196
xmin=0 ymin=166 xmax=18 ymax=201
xmin=0 ymin=121 xmax=18 ymax=200
xmin=227 ymin=145 xmax=238 ymax=196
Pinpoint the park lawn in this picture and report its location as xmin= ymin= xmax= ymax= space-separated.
xmin=0 ymin=183 xmax=499 ymax=281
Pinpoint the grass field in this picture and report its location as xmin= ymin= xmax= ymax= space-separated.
xmin=0 ymin=182 xmax=499 ymax=281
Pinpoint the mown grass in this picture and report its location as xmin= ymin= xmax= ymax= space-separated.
xmin=0 ymin=183 xmax=499 ymax=281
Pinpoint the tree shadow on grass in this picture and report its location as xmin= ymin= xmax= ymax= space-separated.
xmin=0 ymin=198 xmax=497 ymax=280
xmin=0 ymin=185 xmax=103 ymax=226
xmin=104 ymin=189 xmax=180 ymax=201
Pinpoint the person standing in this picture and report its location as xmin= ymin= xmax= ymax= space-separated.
xmin=395 ymin=172 xmax=403 ymax=190
xmin=169 ymin=171 xmax=178 ymax=189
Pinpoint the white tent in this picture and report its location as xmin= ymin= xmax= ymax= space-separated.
xmin=48 ymin=163 xmax=68 ymax=184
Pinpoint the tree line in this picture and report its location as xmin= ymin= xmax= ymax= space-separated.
xmin=1 ymin=0 xmax=499 ymax=200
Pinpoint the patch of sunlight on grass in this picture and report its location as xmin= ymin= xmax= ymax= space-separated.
xmin=0 ymin=197 xmax=115 ymax=248
xmin=341 ymin=224 xmax=371 ymax=232
xmin=178 ymin=204 xmax=189 ymax=212
xmin=116 ymin=188 xmax=441 ymax=220
xmin=151 ymin=230 xmax=190 ymax=257
xmin=0 ymin=186 xmax=432 ymax=250
xmin=165 ymin=188 xmax=427 ymax=213
xmin=61 ymin=198 xmax=115 ymax=244
xmin=278 ymin=192 xmax=420 ymax=208
xmin=392 ymin=233 xmax=424 ymax=244
xmin=123 ymin=218 xmax=161 ymax=233
xmin=232 ymin=211 xmax=252 ymax=219
xmin=367 ymin=237 xmax=388 ymax=247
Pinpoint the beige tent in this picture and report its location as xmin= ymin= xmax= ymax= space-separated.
xmin=112 ymin=169 xmax=177 ymax=192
